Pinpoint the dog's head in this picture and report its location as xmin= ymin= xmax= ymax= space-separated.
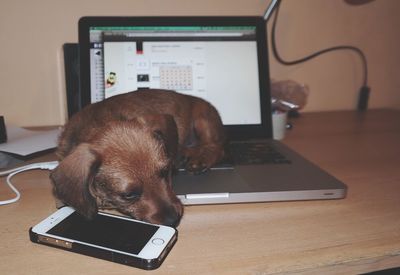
xmin=50 ymin=115 xmax=183 ymax=227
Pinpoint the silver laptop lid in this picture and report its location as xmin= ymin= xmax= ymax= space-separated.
xmin=78 ymin=16 xmax=273 ymax=140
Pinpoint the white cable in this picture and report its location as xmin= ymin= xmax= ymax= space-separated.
xmin=263 ymin=0 xmax=280 ymax=21
xmin=0 ymin=161 xmax=59 ymax=206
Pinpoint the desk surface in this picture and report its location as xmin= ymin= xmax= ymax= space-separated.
xmin=1 ymin=110 xmax=400 ymax=274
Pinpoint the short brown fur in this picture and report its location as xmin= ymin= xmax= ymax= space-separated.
xmin=51 ymin=89 xmax=226 ymax=226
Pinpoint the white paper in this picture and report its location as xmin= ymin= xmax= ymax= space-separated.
xmin=0 ymin=125 xmax=61 ymax=156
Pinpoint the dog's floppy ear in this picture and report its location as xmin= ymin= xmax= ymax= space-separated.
xmin=137 ymin=114 xmax=178 ymax=159
xmin=50 ymin=143 xmax=100 ymax=219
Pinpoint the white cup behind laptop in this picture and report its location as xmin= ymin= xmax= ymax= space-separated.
xmin=272 ymin=111 xmax=287 ymax=140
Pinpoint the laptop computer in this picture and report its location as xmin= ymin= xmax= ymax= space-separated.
xmin=78 ymin=16 xmax=347 ymax=205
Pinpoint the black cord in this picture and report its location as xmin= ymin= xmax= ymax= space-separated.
xmin=271 ymin=0 xmax=368 ymax=87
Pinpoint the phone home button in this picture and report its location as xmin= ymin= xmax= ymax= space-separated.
xmin=152 ymin=238 xmax=165 ymax=245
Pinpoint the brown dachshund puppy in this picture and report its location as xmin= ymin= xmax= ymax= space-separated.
xmin=50 ymin=89 xmax=225 ymax=226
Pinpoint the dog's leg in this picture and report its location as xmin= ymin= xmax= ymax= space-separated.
xmin=182 ymin=103 xmax=226 ymax=173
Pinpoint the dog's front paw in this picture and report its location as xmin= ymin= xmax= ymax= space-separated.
xmin=186 ymin=159 xmax=209 ymax=174
xmin=179 ymin=153 xmax=209 ymax=174
xmin=181 ymin=146 xmax=223 ymax=174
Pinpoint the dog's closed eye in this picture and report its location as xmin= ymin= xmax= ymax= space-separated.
xmin=122 ymin=189 xmax=142 ymax=201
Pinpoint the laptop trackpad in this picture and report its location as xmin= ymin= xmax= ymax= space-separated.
xmin=173 ymin=169 xmax=250 ymax=204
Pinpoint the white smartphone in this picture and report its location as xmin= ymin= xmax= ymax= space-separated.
xmin=29 ymin=206 xmax=177 ymax=270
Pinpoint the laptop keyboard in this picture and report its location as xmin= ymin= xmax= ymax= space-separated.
xmin=177 ymin=141 xmax=292 ymax=171
xmin=223 ymin=141 xmax=292 ymax=165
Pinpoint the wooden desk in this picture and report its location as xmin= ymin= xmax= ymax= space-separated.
xmin=1 ymin=110 xmax=400 ymax=274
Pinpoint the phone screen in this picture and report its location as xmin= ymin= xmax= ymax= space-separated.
xmin=47 ymin=212 xmax=159 ymax=255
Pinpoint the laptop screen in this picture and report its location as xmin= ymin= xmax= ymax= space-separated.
xmin=79 ymin=17 xmax=272 ymax=139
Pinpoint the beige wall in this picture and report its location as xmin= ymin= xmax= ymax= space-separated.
xmin=1 ymin=0 xmax=399 ymax=127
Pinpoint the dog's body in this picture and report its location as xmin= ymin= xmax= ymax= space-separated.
xmin=51 ymin=89 xmax=225 ymax=226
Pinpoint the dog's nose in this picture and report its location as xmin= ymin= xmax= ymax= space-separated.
xmin=164 ymin=214 xmax=181 ymax=227
xmin=163 ymin=216 xmax=180 ymax=227
xmin=162 ymin=208 xmax=182 ymax=227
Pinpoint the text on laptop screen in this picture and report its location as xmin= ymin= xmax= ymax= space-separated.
xmin=88 ymin=26 xmax=261 ymax=125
